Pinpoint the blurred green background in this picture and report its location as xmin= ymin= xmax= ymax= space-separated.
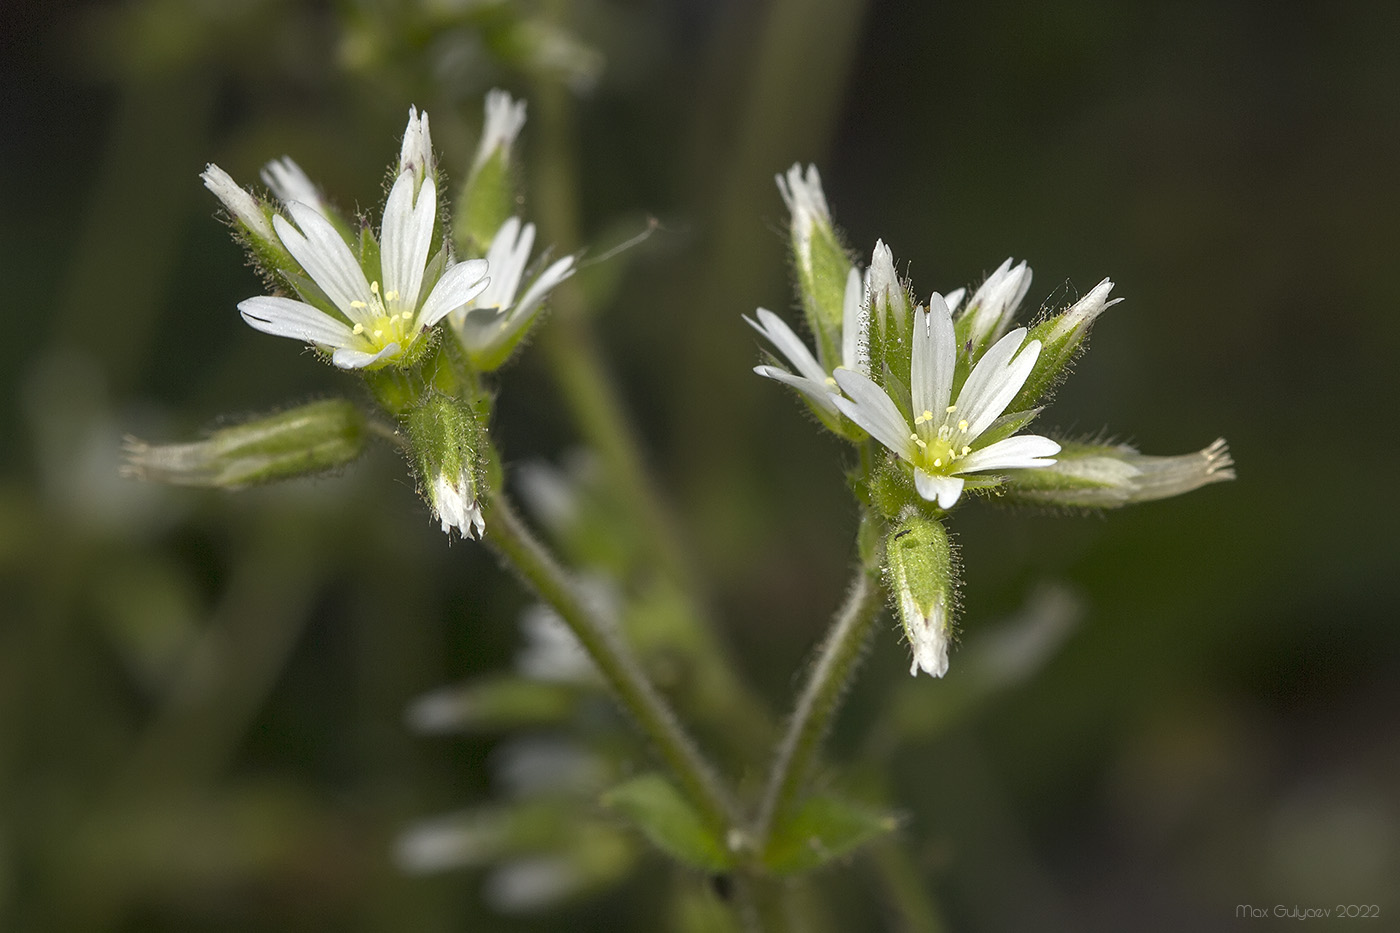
xmin=4 ymin=0 xmax=1399 ymax=929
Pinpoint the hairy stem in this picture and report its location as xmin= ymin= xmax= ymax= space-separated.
xmin=485 ymin=492 xmax=739 ymax=830
xmin=754 ymin=560 xmax=885 ymax=845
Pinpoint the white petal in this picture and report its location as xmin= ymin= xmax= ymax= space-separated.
xmin=831 ymin=368 xmax=914 ymax=458
xmin=399 ymin=106 xmax=434 ymax=182
xmin=260 ymin=157 xmax=324 ymax=213
xmin=753 ymin=366 xmax=839 ymax=417
xmin=202 ymin=164 xmax=275 ymax=240
xmin=746 ymin=309 xmax=828 ymax=386
xmin=381 ymin=173 xmax=436 ymax=314
xmin=957 ymin=435 xmax=1061 ymax=473
xmin=955 ymin=328 xmax=1039 ymax=440
xmin=914 ymin=470 xmax=965 ymax=509
xmin=474 ymin=89 xmax=527 ymax=173
xmin=508 ymin=255 xmax=575 ymax=326
xmin=419 ymin=259 xmax=491 ymax=328
xmin=904 ymin=590 xmax=950 ymax=678
xmin=332 ymin=343 xmax=401 ymax=369
xmin=840 ymin=267 xmax=865 ymax=372
xmin=911 ymin=298 xmax=955 ymax=420
xmin=237 ymin=296 xmax=356 ymax=348
xmin=485 ymin=218 xmax=534 ymax=310
xmin=275 ymin=205 xmax=375 ymax=324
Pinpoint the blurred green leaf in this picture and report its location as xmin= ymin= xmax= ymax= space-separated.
xmin=763 ymin=795 xmax=898 ymax=875
xmin=600 ymin=773 xmax=732 ymax=872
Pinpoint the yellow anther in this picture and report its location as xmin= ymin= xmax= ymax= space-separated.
xmin=400 ymin=310 xmax=414 ymax=321
xmin=909 ymin=433 xmax=920 ymax=441
xmin=350 ymin=300 xmax=367 ymax=309
xmin=946 ymin=405 xmax=957 ymax=413
xmin=961 ymin=445 xmax=971 ymax=455
xmin=957 ymin=419 xmax=969 ymax=432
xmin=352 ymin=323 xmax=364 ymax=335
xmin=385 ymin=290 xmax=400 ymax=302
xmin=373 ymin=328 xmax=384 ymax=339
xmin=914 ymin=438 xmax=928 ymax=449
xmin=914 ymin=410 xmax=935 ymax=424
xmin=824 ymin=376 xmax=837 ymax=387
xmin=933 ymin=458 xmax=942 ymax=467
xmin=371 ymin=281 xmax=381 ymax=295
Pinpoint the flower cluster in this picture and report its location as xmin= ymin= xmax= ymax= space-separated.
xmin=752 ymin=164 xmax=1232 ymax=676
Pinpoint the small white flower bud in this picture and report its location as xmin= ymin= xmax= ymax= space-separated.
xmin=201 ymin=163 xmax=275 ymax=242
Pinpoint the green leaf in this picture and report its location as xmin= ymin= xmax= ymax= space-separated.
xmin=600 ymin=774 xmax=733 ymax=872
xmin=763 ymin=795 xmax=899 ymax=875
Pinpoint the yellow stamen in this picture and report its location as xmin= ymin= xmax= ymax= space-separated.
xmin=350 ymin=300 xmax=367 ymax=309
xmin=946 ymin=405 xmax=957 ymax=413
xmin=957 ymin=419 xmax=969 ymax=432
xmin=373 ymin=328 xmax=383 ymax=339
xmin=961 ymin=446 xmax=971 ymax=455
xmin=914 ymin=409 xmax=935 ymax=424
xmin=352 ymin=323 xmax=364 ymax=335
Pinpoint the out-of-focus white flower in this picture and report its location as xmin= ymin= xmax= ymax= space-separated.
xmin=450 ymin=216 xmax=575 ymax=370
xmin=473 ymin=89 xmax=527 ymax=174
xmin=259 ymin=157 xmax=329 ymax=217
xmin=748 ymin=267 xmax=865 ymax=421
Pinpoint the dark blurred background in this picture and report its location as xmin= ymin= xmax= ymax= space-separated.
xmin=4 ymin=0 xmax=1398 ymax=930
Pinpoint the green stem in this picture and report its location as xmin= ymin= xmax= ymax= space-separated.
xmin=484 ymin=492 xmax=739 ymax=830
xmin=754 ymin=557 xmax=885 ymax=846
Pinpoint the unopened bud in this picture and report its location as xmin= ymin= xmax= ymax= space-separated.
xmin=1013 ymin=278 xmax=1122 ymax=409
xmin=407 ymin=394 xmax=486 ymax=538
xmin=398 ymin=105 xmax=435 ymax=192
xmin=457 ymin=90 xmax=526 ymax=255
xmin=866 ymin=240 xmax=914 ymax=379
xmin=777 ymin=164 xmax=854 ymax=369
xmin=885 ymin=511 xmax=957 ymax=678
xmin=121 ymin=399 xmax=366 ymax=488
xmin=201 ymin=163 xmax=276 ymax=242
xmin=955 ymin=258 xmax=1033 ymax=361
xmin=1003 ymin=437 xmax=1234 ymax=508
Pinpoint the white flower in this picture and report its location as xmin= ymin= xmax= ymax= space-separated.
xmin=260 ymin=156 xmax=328 ymax=217
xmin=450 ymin=216 xmax=575 ymax=368
xmin=430 ymin=468 xmax=485 ymax=538
xmin=959 ymin=257 xmax=1033 ymax=353
xmin=473 ymin=89 xmax=527 ymax=174
xmin=201 ymin=164 xmax=275 ymax=241
xmin=238 ymin=167 xmax=489 ymax=369
xmin=832 ymin=296 xmax=1061 ymax=509
xmin=748 ymin=266 xmax=865 ymax=420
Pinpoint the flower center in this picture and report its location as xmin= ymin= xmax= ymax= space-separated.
xmin=349 ymin=281 xmax=416 ymax=350
xmin=910 ymin=407 xmax=973 ymax=473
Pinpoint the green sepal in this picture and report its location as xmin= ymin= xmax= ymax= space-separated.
xmin=796 ymin=221 xmax=853 ymax=372
xmin=600 ymin=773 xmax=733 ymax=872
xmin=761 ymin=794 xmax=899 ymax=875
xmin=1010 ymin=316 xmax=1080 ymax=410
xmin=121 ymin=399 xmax=367 ymax=489
xmin=456 ymin=147 xmax=516 ymax=258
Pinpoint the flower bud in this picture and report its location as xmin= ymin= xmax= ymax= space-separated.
xmin=457 ymin=90 xmax=527 ymax=256
xmin=885 ymin=511 xmax=957 ymax=678
xmin=407 ymin=393 xmax=486 ymax=538
xmin=121 ymin=399 xmax=366 ymax=488
xmin=1002 ymin=438 xmax=1234 ymax=508
xmin=865 ymin=239 xmax=914 ymax=381
xmin=777 ymin=164 xmax=854 ymax=370
xmin=954 ymin=257 xmax=1033 ymax=362
xmin=398 ymin=105 xmax=435 ymax=193
xmin=1012 ymin=278 xmax=1122 ymax=409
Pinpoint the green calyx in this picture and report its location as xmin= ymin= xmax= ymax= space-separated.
xmin=121 ymin=399 xmax=367 ymax=489
xmin=456 ymin=147 xmax=517 ymax=258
